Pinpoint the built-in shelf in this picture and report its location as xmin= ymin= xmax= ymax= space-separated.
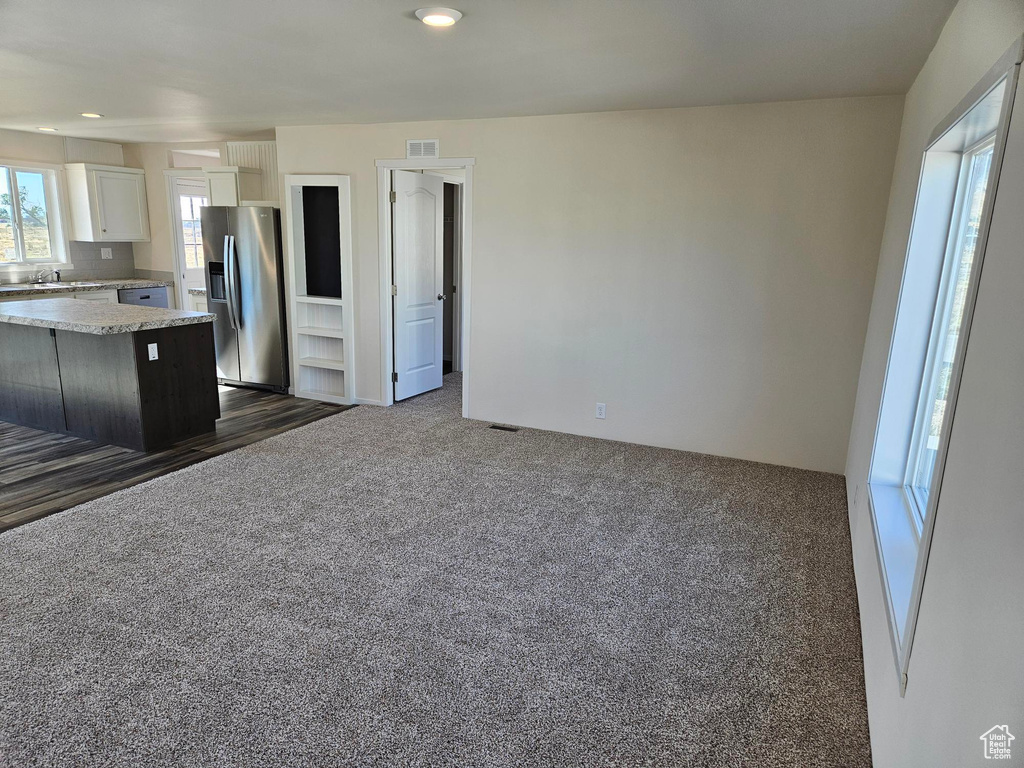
xmin=297 ymin=326 xmax=345 ymax=339
xmin=297 ymin=356 xmax=346 ymax=371
xmin=297 ymin=364 xmax=347 ymax=404
xmin=295 ymin=295 xmax=344 ymax=306
xmin=285 ymin=175 xmax=355 ymax=404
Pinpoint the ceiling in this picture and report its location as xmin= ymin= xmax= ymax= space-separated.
xmin=0 ymin=0 xmax=956 ymax=144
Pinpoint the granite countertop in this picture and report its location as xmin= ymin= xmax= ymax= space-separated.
xmin=188 ymin=287 xmax=207 ymax=295
xmin=0 ymin=298 xmax=214 ymax=335
xmin=0 ymin=278 xmax=172 ymax=298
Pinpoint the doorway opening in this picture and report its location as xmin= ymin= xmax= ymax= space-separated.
xmin=164 ymin=171 xmax=210 ymax=310
xmin=376 ymin=158 xmax=474 ymax=416
xmin=440 ymin=179 xmax=460 ymax=375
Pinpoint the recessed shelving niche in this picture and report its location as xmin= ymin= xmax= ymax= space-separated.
xmin=296 ymin=301 xmax=344 ymax=337
xmin=297 ymin=334 xmax=345 ymax=368
xmin=284 ymin=175 xmax=355 ymax=405
xmin=298 ymin=365 xmax=347 ymax=399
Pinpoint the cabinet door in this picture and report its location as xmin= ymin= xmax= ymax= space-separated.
xmin=207 ymin=173 xmax=239 ymax=206
xmin=73 ymin=290 xmax=118 ymax=304
xmin=93 ymin=171 xmax=150 ymax=241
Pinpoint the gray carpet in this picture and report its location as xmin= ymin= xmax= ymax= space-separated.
xmin=0 ymin=374 xmax=871 ymax=767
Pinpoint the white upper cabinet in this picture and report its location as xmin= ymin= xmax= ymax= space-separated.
xmin=65 ymin=164 xmax=150 ymax=242
xmin=204 ymin=166 xmax=262 ymax=206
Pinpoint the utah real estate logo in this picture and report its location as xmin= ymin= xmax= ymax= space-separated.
xmin=980 ymin=725 xmax=1014 ymax=760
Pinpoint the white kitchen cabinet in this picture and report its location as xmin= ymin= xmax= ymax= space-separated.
xmin=204 ymin=166 xmax=262 ymax=206
xmin=65 ymin=164 xmax=151 ymax=242
xmin=0 ymin=293 xmax=51 ymax=302
xmin=72 ymin=289 xmax=118 ymax=304
xmin=1 ymin=289 xmax=118 ymax=304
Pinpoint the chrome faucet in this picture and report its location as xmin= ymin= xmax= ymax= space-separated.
xmin=29 ymin=269 xmax=61 ymax=284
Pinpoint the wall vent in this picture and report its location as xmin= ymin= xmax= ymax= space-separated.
xmin=489 ymin=424 xmax=520 ymax=433
xmin=406 ymin=139 xmax=439 ymax=159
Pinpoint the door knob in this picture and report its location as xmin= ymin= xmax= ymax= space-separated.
xmin=437 ymin=293 xmax=447 ymax=301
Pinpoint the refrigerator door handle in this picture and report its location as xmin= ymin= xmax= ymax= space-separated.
xmin=223 ymin=235 xmax=237 ymax=330
xmin=229 ymin=235 xmax=242 ymax=328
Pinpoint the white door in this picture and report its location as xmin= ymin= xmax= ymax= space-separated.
xmin=393 ymin=170 xmax=444 ymax=401
xmin=171 ymin=177 xmax=210 ymax=299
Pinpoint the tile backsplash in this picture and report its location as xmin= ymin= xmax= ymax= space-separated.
xmin=0 ymin=242 xmax=136 ymax=283
xmin=67 ymin=242 xmax=137 ymax=280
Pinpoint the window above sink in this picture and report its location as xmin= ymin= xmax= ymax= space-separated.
xmin=0 ymin=163 xmax=67 ymax=266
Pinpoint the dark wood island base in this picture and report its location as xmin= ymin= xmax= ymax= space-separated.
xmin=0 ymin=300 xmax=219 ymax=451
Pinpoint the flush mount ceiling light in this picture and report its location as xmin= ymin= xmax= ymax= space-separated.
xmin=415 ymin=7 xmax=462 ymax=26
xmin=80 ymin=112 xmax=104 ymax=119
xmin=37 ymin=127 xmax=58 ymax=132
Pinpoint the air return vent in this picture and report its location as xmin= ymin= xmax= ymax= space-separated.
xmin=406 ymin=139 xmax=439 ymax=159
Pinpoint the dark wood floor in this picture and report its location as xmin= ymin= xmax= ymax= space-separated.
xmin=0 ymin=386 xmax=353 ymax=532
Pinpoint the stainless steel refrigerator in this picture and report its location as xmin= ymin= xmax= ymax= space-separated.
xmin=201 ymin=206 xmax=289 ymax=393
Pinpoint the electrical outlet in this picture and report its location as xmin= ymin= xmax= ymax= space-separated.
xmin=147 ymin=343 xmax=159 ymax=361
xmin=100 ymin=247 xmax=113 ymax=260
xmin=596 ymin=402 xmax=606 ymax=419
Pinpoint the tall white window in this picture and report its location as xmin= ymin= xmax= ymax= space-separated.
xmin=0 ymin=165 xmax=64 ymax=264
xmin=867 ymin=59 xmax=1017 ymax=692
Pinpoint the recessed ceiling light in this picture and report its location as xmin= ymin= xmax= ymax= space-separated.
xmin=37 ymin=127 xmax=58 ymax=132
xmin=80 ymin=112 xmax=104 ymax=119
xmin=415 ymin=7 xmax=462 ymax=26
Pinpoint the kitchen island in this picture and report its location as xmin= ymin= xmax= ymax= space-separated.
xmin=0 ymin=298 xmax=219 ymax=451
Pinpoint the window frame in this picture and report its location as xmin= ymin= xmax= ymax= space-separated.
xmin=178 ymin=191 xmax=208 ymax=270
xmin=866 ymin=41 xmax=1021 ymax=696
xmin=901 ymin=135 xmax=997 ymax=531
xmin=0 ymin=161 xmax=68 ymax=266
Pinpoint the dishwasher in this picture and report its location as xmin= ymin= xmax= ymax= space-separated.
xmin=118 ymin=286 xmax=169 ymax=308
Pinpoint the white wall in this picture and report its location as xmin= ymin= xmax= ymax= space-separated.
xmin=844 ymin=0 xmax=1024 ymax=764
xmin=0 ymin=127 xmax=66 ymax=165
xmin=278 ymin=96 xmax=902 ymax=473
xmin=169 ymin=150 xmax=221 ymax=168
xmin=122 ymin=141 xmax=230 ymax=279
xmin=123 ymin=140 xmax=277 ymax=286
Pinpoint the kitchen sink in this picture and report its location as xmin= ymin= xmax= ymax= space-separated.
xmin=5 ymin=281 xmax=101 ymax=289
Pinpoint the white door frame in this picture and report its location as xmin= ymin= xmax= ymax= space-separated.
xmin=376 ymin=157 xmax=475 ymax=416
xmin=163 ymin=169 xmax=210 ymax=309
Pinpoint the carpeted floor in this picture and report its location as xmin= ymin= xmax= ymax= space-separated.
xmin=0 ymin=374 xmax=871 ymax=767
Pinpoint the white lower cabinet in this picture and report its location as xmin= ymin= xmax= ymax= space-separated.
xmin=0 ymin=289 xmax=119 ymax=303
xmin=73 ymin=290 xmax=118 ymax=304
xmin=0 ymin=293 xmax=50 ymax=303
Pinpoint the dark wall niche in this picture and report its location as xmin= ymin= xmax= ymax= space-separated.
xmin=302 ymin=186 xmax=342 ymax=299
